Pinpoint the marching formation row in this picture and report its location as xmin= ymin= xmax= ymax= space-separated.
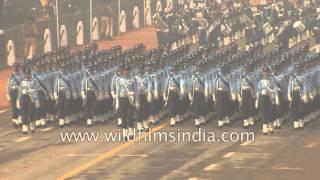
xmin=7 ymin=40 xmax=320 ymax=138
xmin=7 ymin=0 xmax=320 ymax=140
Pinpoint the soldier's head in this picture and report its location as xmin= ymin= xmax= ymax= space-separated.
xmin=244 ymin=62 xmax=253 ymax=73
xmin=262 ymin=65 xmax=271 ymax=78
xmin=142 ymin=62 xmax=149 ymax=73
xmin=24 ymin=68 xmax=32 ymax=79
xmin=88 ymin=64 xmax=94 ymax=73
xmin=119 ymin=63 xmax=130 ymax=77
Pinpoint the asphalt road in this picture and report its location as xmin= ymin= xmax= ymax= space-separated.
xmin=1 ymin=108 xmax=320 ymax=180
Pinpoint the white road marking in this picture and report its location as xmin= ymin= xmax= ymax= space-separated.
xmin=240 ymin=141 xmax=253 ymax=146
xmin=0 ymin=109 xmax=8 ymax=114
xmin=67 ymin=154 xmax=148 ymax=157
xmin=223 ymin=152 xmax=235 ymax=158
xmin=41 ymin=127 xmax=54 ymax=132
xmin=67 ymin=154 xmax=100 ymax=157
xmin=204 ymin=163 xmax=219 ymax=171
xmin=0 ymin=130 xmax=18 ymax=138
xmin=273 ymin=166 xmax=305 ymax=170
xmin=15 ymin=136 xmax=31 ymax=142
xmin=115 ymin=154 xmax=148 ymax=157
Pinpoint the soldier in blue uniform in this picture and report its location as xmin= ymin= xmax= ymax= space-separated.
xmin=115 ymin=64 xmax=138 ymax=140
xmin=54 ymin=64 xmax=72 ymax=127
xmin=134 ymin=63 xmax=151 ymax=132
xmin=214 ymin=64 xmax=233 ymax=128
xmin=256 ymin=66 xmax=277 ymax=135
xmin=8 ymin=63 xmax=24 ymax=128
xmin=81 ymin=65 xmax=99 ymax=127
xmin=17 ymin=68 xmax=38 ymax=134
xmin=189 ymin=62 xmax=208 ymax=127
xmin=32 ymin=63 xmax=50 ymax=128
xmin=288 ymin=63 xmax=307 ymax=129
xmin=164 ymin=65 xmax=184 ymax=127
xmin=238 ymin=62 xmax=257 ymax=128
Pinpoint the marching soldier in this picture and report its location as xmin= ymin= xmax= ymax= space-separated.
xmin=256 ymin=66 xmax=277 ymax=135
xmin=134 ymin=63 xmax=151 ymax=132
xmin=189 ymin=62 xmax=208 ymax=127
xmin=288 ymin=63 xmax=307 ymax=129
xmin=164 ymin=65 xmax=185 ymax=127
xmin=214 ymin=64 xmax=233 ymax=128
xmin=32 ymin=64 xmax=50 ymax=128
xmin=114 ymin=64 xmax=138 ymax=140
xmin=238 ymin=62 xmax=257 ymax=128
xmin=54 ymin=64 xmax=72 ymax=127
xmin=8 ymin=63 xmax=24 ymax=128
xmin=17 ymin=68 xmax=39 ymax=134
xmin=149 ymin=61 xmax=166 ymax=124
xmin=81 ymin=65 xmax=99 ymax=127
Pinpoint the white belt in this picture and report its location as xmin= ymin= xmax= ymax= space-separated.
xmin=169 ymin=87 xmax=177 ymax=90
xmin=261 ymin=89 xmax=268 ymax=95
xmin=217 ymin=87 xmax=224 ymax=91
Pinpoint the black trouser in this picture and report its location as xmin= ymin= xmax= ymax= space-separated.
xmin=240 ymin=90 xmax=255 ymax=119
xmin=290 ymin=91 xmax=305 ymax=121
xmin=9 ymin=89 xmax=19 ymax=119
xmin=192 ymin=91 xmax=207 ymax=117
xmin=167 ymin=91 xmax=182 ymax=118
xmin=216 ymin=90 xmax=232 ymax=120
xmin=258 ymin=95 xmax=274 ymax=123
xmin=20 ymin=94 xmax=35 ymax=125
xmin=135 ymin=94 xmax=149 ymax=122
xmin=35 ymin=91 xmax=47 ymax=120
xmin=47 ymin=98 xmax=56 ymax=115
xmin=56 ymin=91 xmax=70 ymax=119
xmin=84 ymin=91 xmax=98 ymax=120
xmin=118 ymin=97 xmax=134 ymax=128
xmin=105 ymin=97 xmax=113 ymax=114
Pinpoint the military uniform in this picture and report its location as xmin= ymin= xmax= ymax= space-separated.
xmin=17 ymin=72 xmax=39 ymax=134
xmin=256 ymin=67 xmax=277 ymax=135
xmin=81 ymin=67 xmax=99 ymax=127
xmin=54 ymin=68 xmax=72 ymax=127
xmin=114 ymin=65 xmax=138 ymax=140
xmin=8 ymin=68 xmax=24 ymax=127
xmin=214 ymin=67 xmax=233 ymax=127
xmin=189 ymin=70 xmax=208 ymax=127
xmin=238 ymin=69 xmax=257 ymax=128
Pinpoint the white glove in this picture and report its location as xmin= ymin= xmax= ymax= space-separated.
xmin=35 ymin=101 xmax=40 ymax=108
xmin=54 ymin=93 xmax=58 ymax=100
xmin=115 ymin=98 xmax=119 ymax=111
xmin=16 ymin=101 xmax=20 ymax=109
xmin=231 ymin=93 xmax=237 ymax=101
xmin=136 ymin=103 xmax=140 ymax=110
xmin=237 ymin=94 xmax=242 ymax=104
xmin=302 ymin=95 xmax=309 ymax=103
xmin=275 ymin=96 xmax=280 ymax=106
